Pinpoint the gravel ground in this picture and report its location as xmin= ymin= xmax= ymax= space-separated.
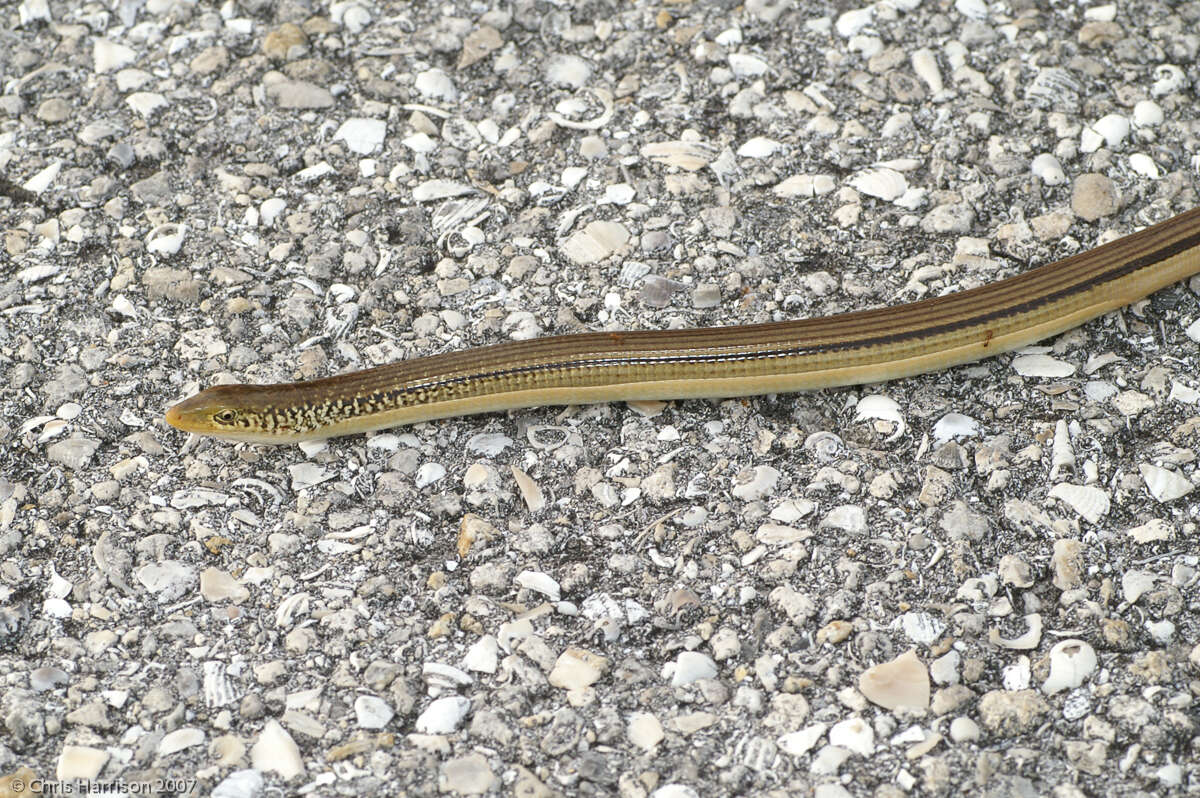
xmin=2 ymin=0 xmax=1199 ymax=796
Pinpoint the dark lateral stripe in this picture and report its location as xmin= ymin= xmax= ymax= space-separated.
xmin=274 ymin=207 xmax=1200 ymax=409
xmin=342 ymin=223 xmax=1200 ymax=404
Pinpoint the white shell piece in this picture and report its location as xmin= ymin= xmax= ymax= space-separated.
xmin=848 ymin=35 xmax=883 ymax=58
xmin=640 ymin=140 xmax=716 ymax=171
xmin=333 ymin=118 xmax=387 ymax=154
xmin=931 ymin=413 xmax=980 ymax=443
xmin=275 ymin=593 xmax=310 ymax=627
xmin=955 ymin=0 xmax=988 ymax=20
xmin=1185 ymin=318 xmax=1200 ymax=344
xmin=1131 ymin=100 xmax=1164 ymax=128
xmin=110 ymin=294 xmax=137 ymax=318
xmin=561 ymin=166 xmax=587 ymax=188
xmin=778 ymin=723 xmax=827 ymax=757
xmin=146 ymin=223 xmax=187 ymax=256
xmin=849 ymin=167 xmax=907 ymax=201
xmin=546 ymin=88 xmax=614 ymax=130
xmin=203 ymin=661 xmax=239 ymax=707
xmin=414 ymin=462 xmax=446 ymax=489
xmin=773 ymin=174 xmax=836 ymax=197
xmin=834 ymin=7 xmax=873 ymax=37
xmin=1139 ymin=464 xmax=1194 ymax=502
xmin=20 ymin=415 xmax=56 ymax=436
xmin=736 ymin=137 xmax=782 ymax=158
xmin=828 ymin=717 xmax=875 ymax=756
xmin=728 ymin=53 xmax=769 ymax=77
xmin=1151 ymin=65 xmax=1185 ymax=96
xmin=17 ymin=264 xmax=59 ymax=283
xmin=423 ymin=662 xmax=473 ymax=688
xmin=411 ymin=180 xmax=477 ymax=202
xmin=402 ymin=132 xmax=437 ymax=153
xmin=854 ymin=394 xmax=906 ymax=441
xmin=260 ymin=198 xmax=287 ymax=226
xmin=603 ymin=183 xmax=636 ymax=204
xmin=415 ymin=696 xmax=471 ymax=734
xmin=1122 ymin=569 xmax=1157 ymax=603
xmin=1001 ymin=656 xmax=1031 ymax=690
xmin=515 ymin=570 xmax=562 ymax=602
xmin=1090 ymin=113 xmax=1130 ymax=147
xmin=1128 ymin=153 xmax=1160 ymax=178
xmin=1030 ymin=153 xmax=1066 ymax=185
xmin=1048 ymin=483 xmax=1110 ymax=524
xmin=1168 ymin=382 xmax=1200 ymax=404
xmin=1012 ymin=354 xmax=1075 ymax=378
xmin=911 ymin=48 xmax=943 ymax=93
xmin=804 ymin=431 xmax=844 ymax=463
xmin=1042 ymin=639 xmax=1097 ymax=694
xmin=1050 ymin=419 xmax=1074 ymax=478
xmin=37 ymin=419 xmax=68 ymax=443
xmin=988 ymin=613 xmax=1042 ymax=649
xmin=126 ymin=92 xmax=168 ymax=117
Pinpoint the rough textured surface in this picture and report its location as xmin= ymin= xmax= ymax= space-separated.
xmin=1 ymin=0 xmax=1199 ymax=796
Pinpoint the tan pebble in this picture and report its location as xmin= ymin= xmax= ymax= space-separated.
xmin=977 ymin=689 xmax=1048 ymax=734
xmin=211 ymin=734 xmax=246 ymax=766
xmin=1052 ymin=539 xmax=1084 ymax=591
xmin=326 ymin=736 xmax=374 ymax=762
xmin=55 ymin=746 xmax=108 ymax=780
xmin=628 ymin=712 xmax=665 ymax=751
xmin=817 ymin=620 xmax=853 ymax=644
xmin=1129 ymin=650 xmax=1169 ymax=683
xmin=458 ymin=25 xmax=502 ymax=70
xmin=37 ymin=98 xmax=72 ymax=123
xmin=263 ymin=23 xmax=307 ymax=60
xmin=428 ymin=612 xmax=455 ymax=638
xmin=548 ymin=647 xmax=609 ymax=690
xmin=859 ymin=649 xmax=930 ymax=710
xmin=1030 ymin=210 xmax=1073 ymax=241
xmin=1071 ymin=173 xmax=1120 ymax=221
xmin=998 ymin=554 xmax=1034 ymax=588
xmin=511 ymin=465 xmax=545 ymax=512
xmin=5 ymin=230 xmax=29 ymax=256
xmin=457 ymin=513 xmax=498 ymax=557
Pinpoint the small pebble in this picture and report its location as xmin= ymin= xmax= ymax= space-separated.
xmin=440 ymin=754 xmax=496 ymax=794
xmin=211 ymin=770 xmax=263 ymax=798
xmin=159 ymin=727 xmax=204 ymax=755
xmin=628 ymin=712 xmax=665 ymax=751
xmin=354 ymin=696 xmax=395 ymax=729
xmin=334 ymin=118 xmax=387 ymax=155
xmin=948 ymin=717 xmax=980 ymax=743
xmin=669 ymin=651 xmax=718 ymax=687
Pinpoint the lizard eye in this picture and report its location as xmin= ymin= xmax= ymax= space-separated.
xmin=214 ymin=409 xmax=238 ymax=425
